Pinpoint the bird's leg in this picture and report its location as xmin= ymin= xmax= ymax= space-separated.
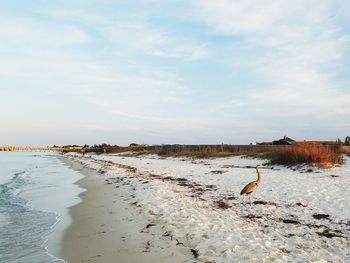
xmin=241 ymin=195 xmax=247 ymax=204
xmin=245 ymin=195 xmax=252 ymax=205
xmin=243 ymin=195 xmax=250 ymax=205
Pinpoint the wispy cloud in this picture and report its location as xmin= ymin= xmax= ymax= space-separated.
xmin=1 ymin=0 xmax=349 ymax=145
xmin=192 ymin=0 xmax=350 ymax=139
xmin=39 ymin=6 xmax=209 ymax=61
xmin=0 ymin=9 xmax=193 ymax=129
xmin=0 ymin=18 xmax=89 ymax=50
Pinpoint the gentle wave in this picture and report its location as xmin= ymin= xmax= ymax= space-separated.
xmin=0 ymin=170 xmax=61 ymax=262
xmin=0 ymin=152 xmax=82 ymax=263
xmin=0 ymin=171 xmax=29 ymax=207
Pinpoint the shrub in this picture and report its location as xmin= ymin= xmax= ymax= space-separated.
xmin=157 ymin=145 xmax=241 ymax=158
xmin=268 ymin=146 xmax=342 ymax=168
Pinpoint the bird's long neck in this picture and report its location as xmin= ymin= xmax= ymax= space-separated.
xmin=256 ymin=166 xmax=261 ymax=183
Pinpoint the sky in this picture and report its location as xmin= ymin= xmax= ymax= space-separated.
xmin=1 ymin=0 xmax=350 ymax=146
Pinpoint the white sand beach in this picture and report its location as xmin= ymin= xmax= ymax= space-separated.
xmin=60 ymin=156 xmax=194 ymax=263
xmin=60 ymin=153 xmax=350 ymax=262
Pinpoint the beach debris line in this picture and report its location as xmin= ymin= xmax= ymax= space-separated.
xmin=281 ymin=218 xmax=300 ymax=224
xmin=145 ymin=223 xmax=156 ymax=229
xmin=214 ymin=199 xmax=232 ymax=209
xmin=190 ymin=249 xmax=199 ymax=259
xmin=209 ymin=170 xmax=227 ymax=174
xmin=252 ymin=200 xmax=278 ymax=206
xmin=316 ymin=229 xmax=346 ymax=239
xmin=244 ymin=214 xmax=262 ymax=219
xmin=312 ymin=213 xmax=330 ymax=220
xmin=97 ymin=157 xmax=221 ymax=202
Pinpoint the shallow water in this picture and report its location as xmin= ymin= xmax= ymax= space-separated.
xmin=0 ymin=152 xmax=84 ymax=262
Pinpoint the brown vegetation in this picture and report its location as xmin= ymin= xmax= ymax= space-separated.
xmin=158 ymin=149 xmax=235 ymax=158
xmin=214 ymin=199 xmax=232 ymax=209
xmin=156 ymin=145 xmax=272 ymax=159
xmin=62 ymin=142 xmax=345 ymax=168
xmin=266 ymin=145 xmax=342 ymax=168
xmin=154 ymin=145 xmax=343 ymax=168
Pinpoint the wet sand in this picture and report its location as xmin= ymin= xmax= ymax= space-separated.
xmin=59 ymin=156 xmax=192 ymax=263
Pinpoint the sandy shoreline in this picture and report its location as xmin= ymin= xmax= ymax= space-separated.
xmin=57 ymin=153 xmax=350 ymax=262
xmin=59 ymin=155 xmax=194 ymax=263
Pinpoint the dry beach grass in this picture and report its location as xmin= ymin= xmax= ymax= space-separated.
xmin=66 ymin=144 xmax=345 ymax=169
xmin=267 ymin=145 xmax=343 ymax=168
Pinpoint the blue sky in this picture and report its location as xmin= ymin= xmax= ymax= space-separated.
xmin=1 ymin=0 xmax=349 ymax=146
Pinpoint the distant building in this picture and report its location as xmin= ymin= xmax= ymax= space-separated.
xmin=273 ymin=136 xmax=295 ymax=145
xmin=257 ymin=136 xmax=342 ymax=146
xmin=346 ymin=136 xmax=350 ymax=145
xmin=256 ymin=136 xmax=295 ymax=145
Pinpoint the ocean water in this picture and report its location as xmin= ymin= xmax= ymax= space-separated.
xmin=0 ymin=152 xmax=84 ymax=263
